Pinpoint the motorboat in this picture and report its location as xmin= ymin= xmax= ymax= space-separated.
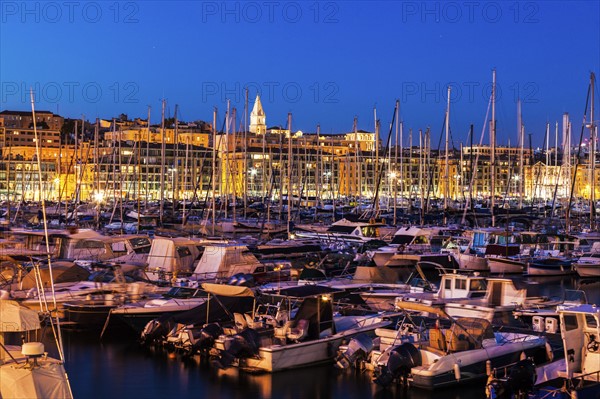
xmin=107 ymin=285 xmax=209 ymax=334
xmin=209 ymin=287 xmax=392 ymax=372
xmin=526 ymin=257 xmax=575 ymax=276
xmin=487 ymin=303 xmax=600 ymax=398
xmin=352 ymin=302 xmax=551 ymax=390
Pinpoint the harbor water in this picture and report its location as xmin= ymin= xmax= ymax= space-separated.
xmin=59 ymin=275 xmax=599 ymax=399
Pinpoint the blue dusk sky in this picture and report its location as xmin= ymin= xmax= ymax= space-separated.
xmin=1 ymin=1 xmax=599 ymax=147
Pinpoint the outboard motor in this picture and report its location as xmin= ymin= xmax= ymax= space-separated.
xmin=191 ymin=323 xmax=224 ymax=354
xmin=335 ymin=333 xmax=374 ymax=369
xmin=140 ymin=319 xmax=171 ymax=345
xmin=374 ymin=343 xmax=421 ymax=387
xmin=211 ymin=328 xmax=261 ymax=369
xmin=485 ymin=359 xmax=536 ymax=399
xmin=507 ymin=359 xmax=536 ymax=397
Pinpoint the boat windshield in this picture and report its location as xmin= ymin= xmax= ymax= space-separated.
xmin=469 ymin=279 xmax=487 ymax=292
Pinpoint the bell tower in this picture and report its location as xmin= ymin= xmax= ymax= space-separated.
xmin=249 ymin=94 xmax=266 ymax=134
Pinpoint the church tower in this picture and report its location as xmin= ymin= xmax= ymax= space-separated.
xmin=249 ymin=94 xmax=266 ymax=134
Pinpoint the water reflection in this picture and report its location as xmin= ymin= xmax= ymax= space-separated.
xmin=62 ymin=331 xmax=486 ymax=399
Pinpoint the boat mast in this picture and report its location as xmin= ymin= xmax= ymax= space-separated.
xmin=518 ymin=99 xmax=524 ymax=209
xmin=243 ymin=88 xmax=248 ymax=219
xmin=145 ymin=106 xmax=150 ymax=209
xmin=417 ymin=129 xmax=422 ymax=224
xmin=173 ymin=104 xmax=179 ymax=216
xmin=444 ymin=86 xmax=451 ymax=221
xmin=182 ymin=123 xmax=190 ymax=229
xmin=490 ymin=69 xmax=497 ymax=227
xmin=30 ymin=88 xmax=67 ymax=363
xmin=400 ymin=119 xmax=404 ymax=212
xmin=353 ymin=116 xmax=359 ymax=205
xmin=287 ymin=112 xmax=292 ymax=235
xmin=95 ymin=118 xmax=100 ymax=229
xmin=212 ymin=108 xmax=217 ymax=235
xmin=224 ymin=101 xmax=230 ymax=220
xmin=590 ymin=72 xmax=596 ymax=229
xmin=374 ymin=119 xmax=380 ymax=216
xmin=315 ymin=124 xmax=321 ymax=220
xmin=232 ymin=107 xmax=237 ymax=225
xmin=159 ymin=99 xmax=166 ymax=227
xmin=394 ymin=101 xmax=399 ymax=225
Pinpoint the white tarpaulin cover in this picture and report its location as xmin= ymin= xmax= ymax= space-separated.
xmin=147 ymin=237 xmax=201 ymax=273
xmin=193 ymin=245 xmax=260 ymax=277
xmin=0 ymin=361 xmax=73 ymax=399
xmin=0 ymin=300 xmax=41 ymax=332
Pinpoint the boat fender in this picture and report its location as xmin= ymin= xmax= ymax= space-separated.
xmin=453 ymin=363 xmax=461 ymax=380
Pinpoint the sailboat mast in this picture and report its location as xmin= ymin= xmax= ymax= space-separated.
xmin=243 ymin=88 xmax=248 ymax=219
xmin=491 ymin=69 xmax=497 ymax=227
xmin=518 ymin=99 xmax=524 ymax=209
xmin=316 ymin=124 xmax=321 ymax=215
xmin=287 ymin=113 xmax=292 ymax=235
xmin=145 ymin=106 xmax=150 ymax=209
xmin=182 ymin=122 xmax=190 ymax=228
xmin=394 ymin=102 xmax=399 ymax=225
xmin=444 ymin=86 xmax=451 ymax=216
xmin=590 ymin=72 xmax=596 ymax=228
xmin=173 ymin=104 xmax=179 ymax=211
xmin=159 ymin=99 xmax=166 ymax=227
xmin=353 ymin=116 xmax=359 ymax=202
xmin=374 ymin=119 xmax=380 ymax=215
xmin=30 ymin=88 xmax=67 ymax=362
xmin=212 ymin=108 xmax=217 ymax=235
xmin=232 ymin=107 xmax=237 ymax=224
xmin=95 ymin=118 xmax=100 ymax=229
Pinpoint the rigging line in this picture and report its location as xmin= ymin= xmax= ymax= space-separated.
xmin=462 ymin=95 xmax=492 ymax=226
xmin=532 ymin=126 xmax=549 ymax=208
xmin=368 ymin=102 xmax=397 ymax=220
xmin=204 ymin=112 xmax=229 ymax=224
xmin=566 ymin=81 xmax=592 ymax=228
xmin=29 ymin=89 xmax=67 ymax=364
xmin=423 ymin=113 xmax=447 ymax=214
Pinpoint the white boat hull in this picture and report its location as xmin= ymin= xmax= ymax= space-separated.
xmin=574 ymin=263 xmax=600 ymax=278
xmin=229 ymin=319 xmax=391 ymax=372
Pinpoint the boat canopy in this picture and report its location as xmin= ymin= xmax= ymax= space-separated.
xmin=201 ymin=283 xmax=255 ymax=298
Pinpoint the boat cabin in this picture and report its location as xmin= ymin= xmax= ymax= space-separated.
xmin=558 ymin=304 xmax=600 ymax=381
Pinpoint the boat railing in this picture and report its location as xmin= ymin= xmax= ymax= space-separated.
xmin=335 ymin=312 xmax=386 ymax=331
xmin=570 ymin=370 xmax=600 ymax=388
